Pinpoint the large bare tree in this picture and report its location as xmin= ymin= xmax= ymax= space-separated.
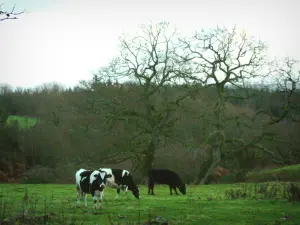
xmin=179 ymin=26 xmax=300 ymax=184
xmin=96 ymin=22 xmax=196 ymax=176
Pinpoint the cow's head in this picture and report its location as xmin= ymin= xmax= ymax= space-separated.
xmin=132 ymin=186 xmax=140 ymax=199
xmin=178 ymin=183 xmax=186 ymax=195
xmin=92 ymin=170 xmax=112 ymax=191
xmin=99 ymin=170 xmax=113 ymax=185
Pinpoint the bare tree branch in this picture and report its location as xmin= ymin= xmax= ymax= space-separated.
xmin=177 ymin=25 xmax=294 ymax=184
xmin=253 ymin=58 xmax=300 ymax=125
xmin=179 ymin=26 xmax=269 ymax=87
xmin=94 ymin=22 xmax=202 ymax=174
xmin=0 ymin=3 xmax=25 ymax=22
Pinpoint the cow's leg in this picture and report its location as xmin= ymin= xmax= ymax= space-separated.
xmin=76 ymin=194 xmax=80 ymax=207
xmin=169 ymin=185 xmax=173 ymax=195
xmin=92 ymin=194 xmax=98 ymax=209
xmin=148 ymin=179 xmax=155 ymax=195
xmin=170 ymin=185 xmax=178 ymax=195
xmin=98 ymin=191 xmax=104 ymax=209
xmin=115 ymin=188 xmax=120 ymax=199
xmin=148 ymin=179 xmax=151 ymax=195
xmin=84 ymin=193 xmax=88 ymax=207
xmin=152 ymin=184 xmax=155 ymax=195
xmin=125 ymin=186 xmax=128 ymax=198
xmin=76 ymin=187 xmax=80 ymax=207
xmin=148 ymin=180 xmax=155 ymax=195
xmin=76 ymin=186 xmax=81 ymax=207
xmin=174 ymin=187 xmax=179 ymax=195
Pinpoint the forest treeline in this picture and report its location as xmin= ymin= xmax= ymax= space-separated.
xmin=1 ymin=22 xmax=300 ymax=184
xmin=0 ymin=81 xmax=299 ymax=184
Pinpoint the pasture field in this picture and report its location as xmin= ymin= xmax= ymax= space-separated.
xmin=0 ymin=183 xmax=299 ymax=225
xmin=5 ymin=115 xmax=39 ymax=129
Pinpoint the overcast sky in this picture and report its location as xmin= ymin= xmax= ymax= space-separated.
xmin=0 ymin=0 xmax=299 ymax=89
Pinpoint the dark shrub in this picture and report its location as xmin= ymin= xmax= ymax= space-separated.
xmin=20 ymin=165 xmax=56 ymax=184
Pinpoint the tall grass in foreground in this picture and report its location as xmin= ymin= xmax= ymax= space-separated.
xmin=0 ymin=183 xmax=299 ymax=225
xmin=224 ymin=182 xmax=300 ymax=202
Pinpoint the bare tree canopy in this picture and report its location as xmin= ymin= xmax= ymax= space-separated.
xmin=255 ymin=58 xmax=300 ymax=124
xmin=0 ymin=3 xmax=25 ymax=22
xmin=179 ymin=26 xmax=269 ymax=87
xmin=96 ymin=22 xmax=198 ymax=175
xmin=99 ymin=22 xmax=187 ymax=87
xmin=178 ymin=25 xmax=300 ymax=184
xmin=93 ymin=23 xmax=300 ymax=182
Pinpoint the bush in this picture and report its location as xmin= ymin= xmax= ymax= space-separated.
xmin=286 ymin=182 xmax=300 ymax=203
xmin=218 ymin=170 xmax=248 ymax=184
xmin=219 ymin=174 xmax=237 ymax=184
xmin=246 ymin=164 xmax=300 ymax=182
xmin=20 ymin=165 xmax=56 ymax=184
xmin=225 ymin=182 xmax=300 ymax=202
xmin=53 ymin=161 xmax=90 ymax=184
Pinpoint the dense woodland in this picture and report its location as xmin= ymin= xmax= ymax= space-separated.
xmin=1 ymin=22 xmax=300 ymax=185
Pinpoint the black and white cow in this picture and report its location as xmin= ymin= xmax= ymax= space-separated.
xmin=75 ymin=168 xmax=112 ymax=209
xmin=148 ymin=169 xmax=186 ymax=195
xmin=99 ymin=168 xmax=140 ymax=199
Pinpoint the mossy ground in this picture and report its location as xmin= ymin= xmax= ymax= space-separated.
xmin=0 ymin=183 xmax=299 ymax=225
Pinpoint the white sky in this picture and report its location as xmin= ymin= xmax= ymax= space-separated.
xmin=0 ymin=0 xmax=299 ymax=89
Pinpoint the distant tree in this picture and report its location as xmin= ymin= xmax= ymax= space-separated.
xmin=0 ymin=3 xmax=25 ymax=22
xmin=255 ymin=58 xmax=300 ymax=123
xmin=0 ymin=84 xmax=14 ymax=123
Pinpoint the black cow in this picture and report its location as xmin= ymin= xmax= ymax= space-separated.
xmin=75 ymin=168 xmax=112 ymax=209
xmin=148 ymin=169 xmax=186 ymax=195
xmin=99 ymin=168 xmax=140 ymax=199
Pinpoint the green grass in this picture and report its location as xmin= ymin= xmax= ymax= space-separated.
xmin=0 ymin=183 xmax=299 ymax=225
xmin=6 ymin=115 xmax=39 ymax=129
xmin=246 ymin=164 xmax=300 ymax=182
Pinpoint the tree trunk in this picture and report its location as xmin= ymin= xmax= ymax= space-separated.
xmin=200 ymin=146 xmax=221 ymax=184
xmin=200 ymin=159 xmax=220 ymax=184
xmin=199 ymin=84 xmax=224 ymax=185
xmin=140 ymin=135 xmax=158 ymax=177
xmin=193 ymin=158 xmax=211 ymax=184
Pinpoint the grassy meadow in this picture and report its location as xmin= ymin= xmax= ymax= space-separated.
xmin=5 ymin=115 xmax=40 ymax=129
xmin=0 ymin=183 xmax=299 ymax=225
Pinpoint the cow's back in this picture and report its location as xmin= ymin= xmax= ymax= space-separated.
xmin=148 ymin=169 xmax=181 ymax=185
xmin=111 ymin=169 xmax=125 ymax=184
